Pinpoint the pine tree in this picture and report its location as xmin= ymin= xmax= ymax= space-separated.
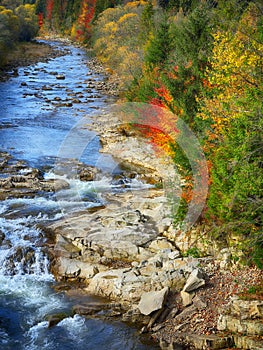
xmin=145 ymin=14 xmax=172 ymax=69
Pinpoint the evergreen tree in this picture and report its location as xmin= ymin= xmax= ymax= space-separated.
xmin=144 ymin=14 xmax=172 ymax=68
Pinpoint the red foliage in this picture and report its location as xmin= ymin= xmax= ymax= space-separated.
xmin=75 ymin=0 xmax=96 ymax=41
xmin=154 ymin=85 xmax=173 ymax=103
xmin=46 ymin=0 xmax=54 ymax=22
xmin=38 ymin=13 xmax=43 ymax=28
xmin=150 ymin=98 xmax=166 ymax=109
xmin=133 ymin=123 xmax=175 ymax=155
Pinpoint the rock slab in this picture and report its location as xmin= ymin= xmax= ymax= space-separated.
xmin=138 ymin=287 xmax=169 ymax=316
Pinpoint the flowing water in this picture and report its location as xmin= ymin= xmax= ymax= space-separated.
xmin=0 ymin=40 xmax=159 ymax=349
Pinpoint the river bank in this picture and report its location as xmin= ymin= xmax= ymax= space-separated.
xmin=0 ymin=40 xmax=65 ymax=81
xmin=49 ymin=106 xmax=262 ymax=349
xmin=1 ymin=38 xmax=262 ymax=350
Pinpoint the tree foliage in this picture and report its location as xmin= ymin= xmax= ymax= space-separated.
xmin=1 ymin=0 xmax=262 ymax=267
xmin=198 ymin=2 xmax=263 ymax=267
xmin=90 ymin=0 xmax=263 ymax=267
xmin=0 ymin=1 xmax=38 ymax=66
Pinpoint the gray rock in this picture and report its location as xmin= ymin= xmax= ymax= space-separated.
xmin=168 ymin=251 xmax=181 ymax=260
xmin=47 ymin=313 xmax=68 ymax=328
xmin=57 ymin=257 xmax=99 ymax=280
xmin=138 ymin=287 xmax=169 ymax=315
xmin=149 ymin=238 xmax=175 ymax=253
xmin=180 ymin=290 xmax=195 ymax=307
xmin=56 ymin=74 xmax=65 ymax=80
xmin=185 ymin=334 xmax=234 ymax=350
xmin=183 ymin=268 xmax=206 ymax=292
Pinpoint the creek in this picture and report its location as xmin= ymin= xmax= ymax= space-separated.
xmin=0 ymin=40 xmax=159 ymax=349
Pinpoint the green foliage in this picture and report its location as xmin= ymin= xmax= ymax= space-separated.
xmin=15 ymin=4 xmax=38 ymax=41
xmin=200 ymin=3 xmax=263 ymax=268
xmin=239 ymin=283 xmax=263 ymax=300
xmin=139 ymin=0 xmax=154 ymax=40
xmin=35 ymin=0 xmax=46 ymax=14
xmin=212 ymin=0 xmax=250 ymax=29
xmin=183 ymin=246 xmax=201 ymax=258
xmin=94 ymin=0 xmax=120 ymax=20
xmin=144 ymin=14 xmax=172 ymax=68
xmin=0 ymin=1 xmax=39 ymax=67
xmin=94 ymin=0 xmax=263 ymax=268
xmin=0 ymin=7 xmax=19 ymax=64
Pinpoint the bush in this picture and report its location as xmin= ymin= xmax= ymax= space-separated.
xmin=15 ymin=4 xmax=39 ymax=41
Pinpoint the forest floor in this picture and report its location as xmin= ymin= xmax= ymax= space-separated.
xmin=151 ymin=260 xmax=262 ymax=347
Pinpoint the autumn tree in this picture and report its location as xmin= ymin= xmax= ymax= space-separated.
xmin=198 ymin=2 xmax=263 ymax=267
xmin=15 ymin=3 xmax=38 ymax=41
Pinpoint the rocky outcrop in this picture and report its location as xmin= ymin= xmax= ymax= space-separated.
xmin=90 ymin=111 xmax=177 ymax=184
xmin=218 ymin=297 xmax=263 ymax=349
xmin=0 ymin=153 xmax=102 ymax=200
xmin=47 ymin=188 xmax=203 ymax=303
xmin=0 ymin=155 xmax=69 ymax=199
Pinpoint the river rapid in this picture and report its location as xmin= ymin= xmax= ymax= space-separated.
xmin=0 ymin=40 xmax=159 ymax=350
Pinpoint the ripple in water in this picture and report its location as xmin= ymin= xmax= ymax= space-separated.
xmin=0 ymin=40 xmax=159 ymax=350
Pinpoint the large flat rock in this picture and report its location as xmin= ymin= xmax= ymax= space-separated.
xmin=47 ymin=189 xmax=172 ymax=262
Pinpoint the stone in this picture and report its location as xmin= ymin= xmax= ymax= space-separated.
xmin=168 ymin=251 xmax=181 ymax=260
xmin=0 ymin=231 xmax=5 ymax=245
xmin=122 ymin=306 xmax=151 ymax=324
xmin=54 ymin=235 xmax=81 ymax=259
xmin=149 ymin=238 xmax=175 ymax=253
xmin=56 ymin=74 xmax=65 ymax=80
xmin=46 ymin=313 xmax=68 ymax=328
xmin=42 ymin=85 xmax=53 ymax=90
xmin=217 ymin=314 xmax=263 ymax=335
xmin=193 ymin=295 xmax=207 ymax=309
xmin=185 ymin=334 xmax=234 ymax=350
xmin=180 ymin=291 xmax=195 ymax=307
xmin=86 ymin=269 xmax=126 ymax=299
xmin=159 ymin=339 xmax=183 ymax=350
xmin=56 ymin=257 xmax=99 ymax=280
xmin=183 ymin=268 xmax=206 ymax=292
xmin=234 ymin=334 xmax=263 ymax=349
xmin=40 ymin=179 xmax=69 ymax=192
xmin=217 ymin=248 xmax=233 ymax=269
xmin=230 ymin=299 xmax=263 ymax=320
xmin=138 ymin=287 xmax=169 ymax=316
xmin=72 ymin=302 xmax=122 ymax=316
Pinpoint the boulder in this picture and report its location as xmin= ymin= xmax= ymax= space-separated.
xmin=46 ymin=313 xmax=68 ymax=328
xmin=85 ymin=268 xmax=127 ymax=299
xmin=41 ymin=179 xmax=69 ymax=192
xmin=183 ymin=268 xmax=206 ymax=292
xmin=149 ymin=238 xmax=176 ymax=253
xmin=73 ymin=302 xmax=122 ymax=317
xmin=56 ymin=257 xmax=99 ymax=280
xmin=138 ymin=287 xmax=169 ymax=316
xmin=56 ymin=74 xmax=65 ymax=80
xmin=180 ymin=291 xmax=195 ymax=307
xmin=185 ymin=334 xmax=234 ymax=350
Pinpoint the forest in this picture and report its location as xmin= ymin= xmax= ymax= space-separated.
xmin=0 ymin=0 xmax=262 ymax=268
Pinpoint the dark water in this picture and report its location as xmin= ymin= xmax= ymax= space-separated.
xmin=0 ymin=40 xmax=159 ymax=350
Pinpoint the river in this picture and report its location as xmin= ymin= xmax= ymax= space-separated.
xmin=0 ymin=40 xmax=159 ymax=349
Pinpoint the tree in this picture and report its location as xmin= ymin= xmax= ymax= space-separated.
xmin=198 ymin=2 xmax=263 ymax=267
xmin=144 ymin=14 xmax=172 ymax=68
xmin=15 ymin=4 xmax=39 ymax=41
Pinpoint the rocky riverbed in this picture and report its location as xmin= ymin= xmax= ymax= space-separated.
xmin=45 ymin=105 xmax=263 ymax=349
xmin=1 ymin=38 xmax=262 ymax=350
